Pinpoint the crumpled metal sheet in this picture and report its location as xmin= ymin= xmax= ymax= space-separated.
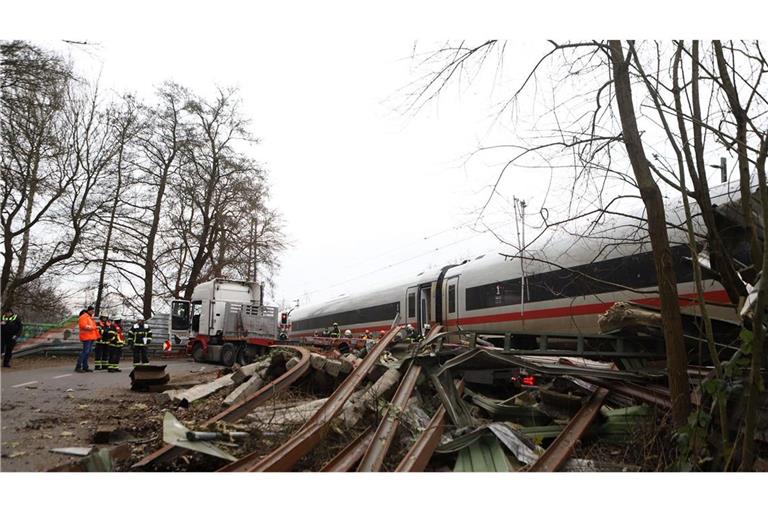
xmin=438 ymin=348 xmax=663 ymax=381
xmin=454 ymin=436 xmax=513 ymax=472
xmin=465 ymin=388 xmax=552 ymax=426
xmin=437 ymin=422 xmax=541 ymax=466
xmin=162 ymin=412 xmax=236 ymax=462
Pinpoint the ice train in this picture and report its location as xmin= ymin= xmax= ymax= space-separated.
xmin=288 ymin=181 xmax=752 ymax=339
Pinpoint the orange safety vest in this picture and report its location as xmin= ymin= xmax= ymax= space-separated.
xmin=78 ymin=312 xmax=100 ymax=342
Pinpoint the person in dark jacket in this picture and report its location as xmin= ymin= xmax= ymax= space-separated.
xmin=1 ymin=307 xmax=23 ymax=368
xmin=128 ymin=318 xmax=152 ymax=365
xmin=95 ymin=315 xmax=114 ymax=371
xmin=107 ymin=319 xmax=125 ymax=372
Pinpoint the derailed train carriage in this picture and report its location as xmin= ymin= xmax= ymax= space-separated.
xmin=288 ymin=180 xmax=756 ymax=342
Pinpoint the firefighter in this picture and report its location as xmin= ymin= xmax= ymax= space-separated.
xmin=278 ymin=329 xmax=288 ymax=341
xmin=107 ymin=319 xmax=126 ymax=372
xmin=328 ymin=322 xmax=340 ymax=338
xmin=404 ymin=324 xmax=419 ymax=343
xmin=128 ymin=318 xmax=152 ymax=365
xmin=362 ymin=329 xmax=371 ymax=341
xmin=76 ymin=306 xmax=99 ymax=372
xmin=95 ymin=315 xmax=113 ymax=370
xmin=1 ymin=307 xmax=22 ymax=368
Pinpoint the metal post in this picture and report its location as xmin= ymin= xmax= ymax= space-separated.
xmin=720 ymin=157 xmax=727 ymax=183
xmin=252 ymin=217 xmax=258 ymax=283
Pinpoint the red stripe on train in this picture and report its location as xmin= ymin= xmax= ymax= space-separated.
xmin=291 ymin=290 xmax=733 ymax=335
xmin=443 ymin=289 xmax=732 ymax=327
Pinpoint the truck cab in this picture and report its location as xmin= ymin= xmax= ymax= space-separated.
xmin=170 ymin=279 xmax=278 ymax=366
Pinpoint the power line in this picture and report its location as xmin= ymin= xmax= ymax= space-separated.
xmin=297 ymin=218 xmax=515 ymax=301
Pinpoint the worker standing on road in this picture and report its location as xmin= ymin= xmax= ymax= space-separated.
xmin=328 ymin=322 xmax=340 ymax=338
xmin=1 ymin=307 xmax=23 ymax=368
xmin=128 ymin=318 xmax=152 ymax=365
xmin=107 ymin=319 xmax=125 ymax=372
xmin=76 ymin=306 xmax=99 ymax=373
xmin=95 ymin=315 xmax=113 ymax=371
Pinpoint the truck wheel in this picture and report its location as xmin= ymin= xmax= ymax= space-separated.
xmin=220 ymin=343 xmax=237 ymax=367
xmin=237 ymin=346 xmax=256 ymax=365
xmin=192 ymin=343 xmax=206 ymax=363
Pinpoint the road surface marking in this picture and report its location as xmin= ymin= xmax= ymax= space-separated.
xmin=52 ymin=374 xmax=72 ymax=379
xmin=11 ymin=380 xmax=39 ymax=388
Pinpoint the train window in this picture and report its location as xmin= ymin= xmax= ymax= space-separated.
xmin=448 ymin=284 xmax=456 ymax=313
xmin=464 ymin=244 xmax=700 ymax=311
xmin=408 ymin=293 xmax=416 ymax=317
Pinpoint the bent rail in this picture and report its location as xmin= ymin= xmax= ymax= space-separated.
xmin=221 ymin=325 xmax=405 ymax=472
xmin=528 ymin=386 xmax=609 ymax=472
xmin=320 ymin=428 xmax=375 ymax=472
xmin=357 ymin=364 xmax=422 ymax=471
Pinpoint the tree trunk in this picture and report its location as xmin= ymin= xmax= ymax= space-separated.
xmin=688 ymin=41 xmax=747 ymax=304
xmin=95 ymin=143 xmax=125 ymax=314
xmin=713 ymin=41 xmax=762 ymax=271
xmin=142 ymin=162 xmax=171 ymax=318
xmin=609 ymin=40 xmax=691 ymax=427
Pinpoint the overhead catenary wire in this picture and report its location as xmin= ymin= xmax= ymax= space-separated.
xmin=297 ymin=217 xmax=519 ymax=301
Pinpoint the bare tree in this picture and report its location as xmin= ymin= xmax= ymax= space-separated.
xmin=609 ymin=40 xmax=690 ymax=426
xmin=407 ymin=40 xmax=767 ymax=440
xmin=1 ymin=41 xmax=116 ymax=307
xmin=92 ymin=96 xmax=140 ymax=314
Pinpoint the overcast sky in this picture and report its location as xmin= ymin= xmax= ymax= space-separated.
xmin=33 ymin=32 xmax=561 ymax=310
xmin=5 ymin=1 xmax=764 ymax=312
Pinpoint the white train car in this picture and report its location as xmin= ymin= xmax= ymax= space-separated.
xmin=288 ymin=181 xmax=749 ymax=339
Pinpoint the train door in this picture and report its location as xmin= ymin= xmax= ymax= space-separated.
xmin=444 ymin=276 xmax=459 ymax=328
xmin=405 ymin=286 xmax=418 ymax=329
xmin=418 ymin=284 xmax=431 ymax=335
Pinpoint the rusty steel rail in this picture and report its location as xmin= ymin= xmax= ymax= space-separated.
xmin=220 ymin=325 xmax=405 ymax=472
xmin=320 ymin=428 xmax=375 ymax=472
xmin=394 ymin=404 xmax=446 ymax=472
xmin=132 ymin=345 xmax=311 ymax=469
xmin=529 ymin=386 xmax=610 ymax=472
xmin=357 ymin=364 xmax=422 ymax=472
xmin=394 ymin=379 xmax=462 ymax=472
xmin=579 ymin=376 xmax=671 ymax=409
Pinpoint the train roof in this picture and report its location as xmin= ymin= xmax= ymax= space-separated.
xmin=291 ymin=267 xmax=442 ymax=322
xmin=289 ymin=177 xmax=753 ymax=324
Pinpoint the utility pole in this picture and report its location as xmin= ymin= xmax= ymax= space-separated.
xmin=710 ymin=157 xmax=727 ymax=183
xmin=720 ymin=157 xmax=727 ymax=183
xmin=250 ymin=217 xmax=258 ymax=283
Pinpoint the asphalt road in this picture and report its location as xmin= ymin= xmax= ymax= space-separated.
xmin=0 ymin=357 xmax=221 ymax=471
xmin=1 ymin=358 xmax=214 ymax=393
